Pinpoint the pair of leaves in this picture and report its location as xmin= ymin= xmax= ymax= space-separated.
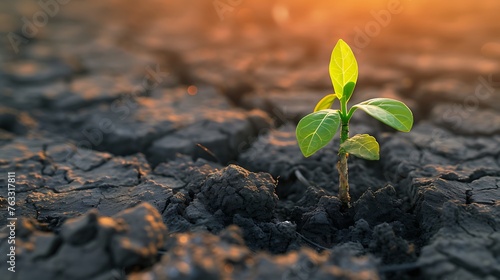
xmin=296 ymin=109 xmax=379 ymax=160
xmin=298 ymin=98 xmax=413 ymax=158
xmin=296 ymin=39 xmax=414 ymax=159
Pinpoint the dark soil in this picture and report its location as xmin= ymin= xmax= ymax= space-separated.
xmin=1 ymin=1 xmax=499 ymax=279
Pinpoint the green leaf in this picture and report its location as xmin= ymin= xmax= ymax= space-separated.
xmin=340 ymin=134 xmax=380 ymax=160
xmin=314 ymin=94 xmax=337 ymax=112
xmin=353 ymin=98 xmax=414 ymax=132
xmin=343 ymin=81 xmax=356 ymax=103
xmin=329 ymin=39 xmax=358 ymax=100
xmin=296 ymin=109 xmax=341 ymax=157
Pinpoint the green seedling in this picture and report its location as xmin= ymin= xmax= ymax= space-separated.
xmin=296 ymin=39 xmax=414 ymax=208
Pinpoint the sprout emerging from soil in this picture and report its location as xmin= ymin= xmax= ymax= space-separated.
xmin=295 ymin=39 xmax=414 ymax=208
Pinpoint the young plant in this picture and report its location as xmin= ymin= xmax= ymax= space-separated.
xmin=296 ymin=39 xmax=414 ymax=208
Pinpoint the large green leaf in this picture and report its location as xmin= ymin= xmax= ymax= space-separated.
xmin=340 ymin=134 xmax=379 ymax=160
xmin=296 ymin=109 xmax=341 ymax=157
xmin=314 ymin=94 xmax=337 ymax=112
xmin=353 ymin=98 xmax=414 ymax=132
xmin=329 ymin=39 xmax=358 ymax=100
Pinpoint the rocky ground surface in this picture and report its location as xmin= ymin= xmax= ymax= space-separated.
xmin=1 ymin=0 xmax=500 ymax=279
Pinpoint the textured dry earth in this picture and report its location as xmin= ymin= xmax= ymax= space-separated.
xmin=0 ymin=1 xmax=500 ymax=279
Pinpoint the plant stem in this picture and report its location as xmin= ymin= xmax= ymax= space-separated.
xmin=337 ymin=120 xmax=350 ymax=208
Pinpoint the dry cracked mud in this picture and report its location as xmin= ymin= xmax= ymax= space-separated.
xmin=1 ymin=0 xmax=499 ymax=279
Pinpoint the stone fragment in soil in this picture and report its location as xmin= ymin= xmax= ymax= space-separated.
xmin=46 ymin=152 xmax=148 ymax=193
xmin=0 ymin=203 xmax=166 ymax=280
xmin=26 ymin=179 xmax=173 ymax=228
xmin=197 ymin=164 xmax=278 ymax=221
xmin=368 ymin=223 xmax=416 ymax=264
xmin=296 ymin=195 xmax=342 ymax=247
xmin=352 ymin=185 xmax=410 ymax=228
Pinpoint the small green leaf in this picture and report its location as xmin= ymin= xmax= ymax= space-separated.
xmin=340 ymin=134 xmax=379 ymax=160
xmin=296 ymin=109 xmax=341 ymax=157
xmin=353 ymin=98 xmax=414 ymax=132
xmin=314 ymin=94 xmax=337 ymax=112
xmin=343 ymin=81 xmax=356 ymax=103
xmin=329 ymin=39 xmax=358 ymax=100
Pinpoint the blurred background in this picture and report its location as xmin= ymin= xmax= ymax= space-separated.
xmin=1 ymin=0 xmax=499 ymax=135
